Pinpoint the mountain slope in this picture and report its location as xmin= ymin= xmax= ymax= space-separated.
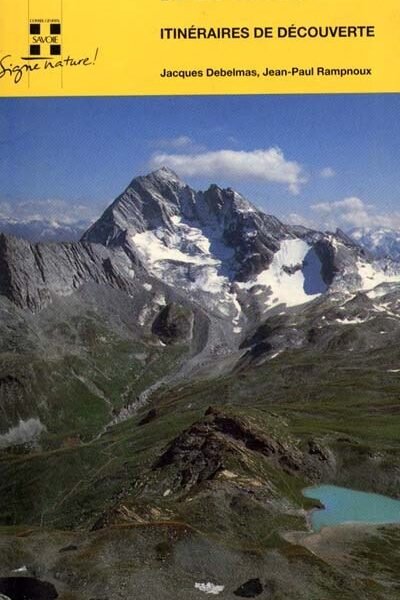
xmin=1 ymin=168 xmax=400 ymax=438
xmin=2 ymin=169 xmax=400 ymax=599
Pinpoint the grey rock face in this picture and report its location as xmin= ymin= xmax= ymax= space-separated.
xmin=0 ymin=218 xmax=86 ymax=243
xmin=0 ymin=233 xmax=138 ymax=311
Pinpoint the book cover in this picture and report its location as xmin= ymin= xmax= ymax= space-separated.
xmin=0 ymin=1 xmax=399 ymax=598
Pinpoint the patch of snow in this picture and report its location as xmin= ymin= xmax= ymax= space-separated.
xmin=367 ymin=287 xmax=390 ymax=300
xmin=163 ymin=489 xmax=171 ymax=497
xmin=335 ymin=317 xmax=370 ymax=325
xmin=0 ymin=418 xmax=46 ymax=449
xmin=131 ymin=217 xmax=236 ymax=307
xmin=372 ymin=303 xmax=400 ymax=319
xmin=194 ymin=582 xmax=225 ymax=595
xmin=357 ymin=260 xmax=400 ymax=291
xmin=233 ymin=326 xmax=242 ymax=334
xmin=124 ymin=266 xmax=135 ymax=279
xmin=231 ymin=292 xmax=242 ymax=326
xmin=132 ymin=229 xmax=215 ymax=266
xmin=239 ymin=239 xmax=326 ymax=308
xmin=327 ymin=234 xmax=343 ymax=251
xmin=253 ymin=288 xmax=264 ymax=296
xmin=143 ymin=283 xmax=152 ymax=292
xmin=193 ymin=266 xmax=228 ymax=294
xmin=153 ymin=293 xmax=166 ymax=307
xmin=233 ymin=191 xmax=256 ymax=213
xmin=152 ymin=167 xmax=184 ymax=187
xmin=138 ymin=306 xmax=151 ymax=326
xmin=12 ymin=566 xmax=28 ymax=574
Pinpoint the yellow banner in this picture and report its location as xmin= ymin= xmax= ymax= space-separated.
xmin=0 ymin=0 xmax=399 ymax=97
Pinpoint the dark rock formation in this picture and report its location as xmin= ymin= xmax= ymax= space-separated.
xmin=153 ymin=408 xmax=309 ymax=490
xmin=153 ymin=421 xmax=225 ymax=488
xmin=153 ymin=408 xmax=336 ymax=492
xmin=0 ymin=578 xmax=58 ymax=600
xmin=138 ymin=408 xmax=158 ymax=426
xmin=152 ymin=303 xmax=193 ymax=345
xmin=233 ymin=578 xmax=264 ymax=598
xmin=59 ymin=544 xmax=78 ymax=553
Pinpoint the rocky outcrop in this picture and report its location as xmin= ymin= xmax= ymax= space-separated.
xmin=153 ymin=408 xmax=334 ymax=491
xmin=152 ymin=303 xmax=194 ymax=345
xmin=153 ymin=419 xmax=225 ymax=488
xmin=234 ymin=578 xmax=269 ymax=598
xmin=0 ymin=578 xmax=58 ymax=600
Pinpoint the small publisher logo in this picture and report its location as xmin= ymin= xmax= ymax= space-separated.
xmin=29 ymin=21 xmax=62 ymax=58
xmin=0 ymin=11 xmax=98 ymax=85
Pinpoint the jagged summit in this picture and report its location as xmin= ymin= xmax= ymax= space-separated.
xmin=148 ymin=165 xmax=184 ymax=183
xmin=82 ymin=166 xmax=264 ymax=246
xmin=82 ymin=167 xmax=295 ymax=284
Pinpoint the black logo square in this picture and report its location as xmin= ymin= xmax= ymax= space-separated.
xmin=50 ymin=23 xmax=61 ymax=35
xmin=50 ymin=45 xmax=61 ymax=56
xmin=30 ymin=44 xmax=41 ymax=56
xmin=30 ymin=23 xmax=40 ymax=34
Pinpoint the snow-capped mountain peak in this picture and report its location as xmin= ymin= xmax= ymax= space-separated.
xmin=3 ymin=168 xmax=400 ymax=324
xmin=81 ymin=169 xmax=341 ymax=323
xmin=349 ymin=226 xmax=400 ymax=260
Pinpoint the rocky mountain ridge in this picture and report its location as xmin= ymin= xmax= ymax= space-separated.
xmin=1 ymin=167 xmax=397 ymax=320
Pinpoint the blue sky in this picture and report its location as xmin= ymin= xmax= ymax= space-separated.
xmin=0 ymin=94 xmax=399 ymax=230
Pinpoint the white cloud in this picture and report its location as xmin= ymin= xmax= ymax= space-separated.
xmin=286 ymin=212 xmax=316 ymax=228
xmin=150 ymin=147 xmax=307 ymax=194
xmin=320 ymin=167 xmax=335 ymax=178
xmin=0 ymin=198 xmax=99 ymax=226
xmin=311 ymin=197 xmax=400 ymax=230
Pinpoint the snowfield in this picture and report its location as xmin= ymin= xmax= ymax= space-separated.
xmin=240 ymin=239 xmax=326 ymax=307
xmin=357 ymin=260 xmax=400 ymax=291
xmin=131 ymin=215 xmax=234 ymax=295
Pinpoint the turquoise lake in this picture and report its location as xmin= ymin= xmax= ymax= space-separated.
xmin=303 ymin=485 xmax=400 ymax=531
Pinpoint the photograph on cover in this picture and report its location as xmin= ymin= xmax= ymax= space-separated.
xmin=0 ymin=92 xmax=400 ymax=599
